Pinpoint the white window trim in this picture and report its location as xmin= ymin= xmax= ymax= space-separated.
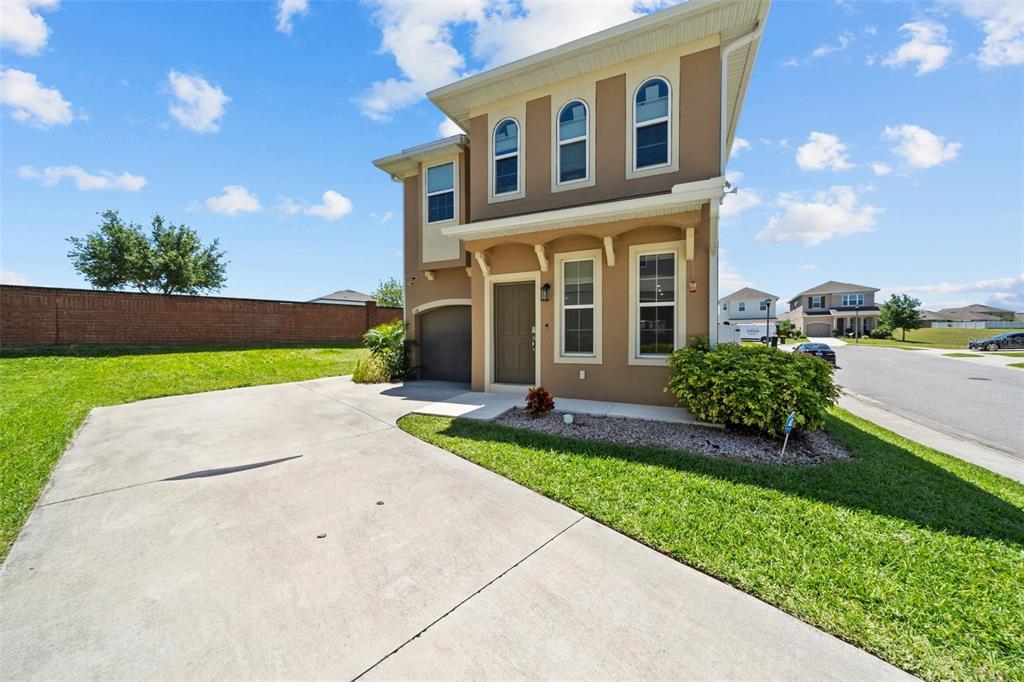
xmin=490 ymin=116 xmax=523 ymax=202
xmin=759 ymin=300 xmax=769 ymax=311
xmin=553 ymin=249 xmax=602 ymax=365
xmin=424 ymin=159 xmax=458 ymax=226
xmin=737 ymin=301 xmax=746 ymax=312
xmin=626 ymin=72 xmax=679 ymax=180
xmin=810 ymin=295 xmax=824 ymax=309
xmin=483 ymin=270 xmax=541 ymax=392
xmin=627 ymin=241 xmax=685 ymax=366
xmin=841 ymin=293 xmax=865 ymax=307
xmin=555 ymin=99 xmax=590 ymax=188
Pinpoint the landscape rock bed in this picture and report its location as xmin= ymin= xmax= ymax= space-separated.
xmin=494 ymin=408 xmax=851 ymax=466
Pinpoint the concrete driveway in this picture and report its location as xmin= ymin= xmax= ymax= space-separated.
xmin=1 ymin=378 xmax=911 ymax=681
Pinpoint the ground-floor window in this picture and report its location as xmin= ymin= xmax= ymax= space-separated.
xmin=554 ymin=249 xmax=602 ymax=363
xmin=637 ymin=251 xmax=676 ymax=356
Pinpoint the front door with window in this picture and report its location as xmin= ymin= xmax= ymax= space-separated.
xmin=494 ymin=282 xmax=535 ymax=384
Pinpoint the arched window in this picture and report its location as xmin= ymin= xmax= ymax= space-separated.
xmin=493 ymin=118 xmax=519 ymax=195
xmin=634 ymin=77 xmax=670 ymax=170
xmin=557 ymin=100 xmax=588 ymax=184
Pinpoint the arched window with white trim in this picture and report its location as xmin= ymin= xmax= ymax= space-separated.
xmin=493 ymin=118 xmax=519 ymax=195
xmin=557 ymin=100 xmax=588 ymax=184
xmin=633 ymin=77 xmax=670 ymax=170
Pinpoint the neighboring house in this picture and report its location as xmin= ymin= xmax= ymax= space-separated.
xmin=373 ymin=0 xmax=770 ymax=404
xmin=309 ymin=289 xmax=374 ymax=306
xmin=719 ymin=287 xmax=778 ymax=322
xmin=920 ymin=303 xmax=1018 ymax=329
xmin=782 ymin=281 xmax=880 ymax=338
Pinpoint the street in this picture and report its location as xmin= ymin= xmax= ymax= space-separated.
xmin=833 ymin=345 xmax=1024 ymax=455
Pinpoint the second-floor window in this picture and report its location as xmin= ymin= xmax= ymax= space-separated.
xmin=759 ymin=300 xmax=769 ymax=312
xmin=810 ymin=295 xmax=825 ymax=308
xmin=842 ymin=293 xmax=865 ymax=307
xmin=493 ymin=118 xmax=520 ymax=195
xmin=426 ymin=162 xmax=454 ymax=223
xmin=557 ymin=100 xmax=588 ymax=184
xmin=634 ymin=77 xmax=670 ymax=170
xmin=737 ymin=302 xmax=746 ymax=312
xmin=721 ymin=303 xmax=729 ymax=311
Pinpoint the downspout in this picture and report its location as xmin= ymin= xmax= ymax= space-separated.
xmin=711 ymin=21 xmax=764 ymax=346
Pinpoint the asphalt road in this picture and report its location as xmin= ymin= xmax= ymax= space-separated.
xmin=833 ymin=345 xmax=1024 ymax=455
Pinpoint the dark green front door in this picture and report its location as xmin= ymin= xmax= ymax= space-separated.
xmin=494 ymin=282 xmax=535 ymax=384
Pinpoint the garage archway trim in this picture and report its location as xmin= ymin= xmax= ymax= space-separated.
xmin=412 ymin=299 xmax=472 ymax=316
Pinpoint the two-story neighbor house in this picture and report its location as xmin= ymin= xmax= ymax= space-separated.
xmin=373 ymin=0 xmax=770 ymax=405
xmin=719 ymin=287 xmax=778 ymax=322
xmin=782 ymin=281 xmax=881 ymax=338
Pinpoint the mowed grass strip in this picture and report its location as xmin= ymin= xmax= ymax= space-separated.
xmin=0 ymin=344 xmax=367 ymax=558
xmin=855 ymin=328 xmax=1024 ymax=350
xmin=400 ymin=410 xmax=1024 ymax=681
xmin=943 ymin=352 xmax=981 ymax=358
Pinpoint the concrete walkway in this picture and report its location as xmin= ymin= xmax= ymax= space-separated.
xmin=1 ymin=378 xmax=911 ymax=680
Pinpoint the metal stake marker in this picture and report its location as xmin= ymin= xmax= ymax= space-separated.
xmin=781 ymin=411 xmax=796 ymax=456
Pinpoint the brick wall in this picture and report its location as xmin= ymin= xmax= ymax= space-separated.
xmin=0 ymin=286 xmax=402 ymax=348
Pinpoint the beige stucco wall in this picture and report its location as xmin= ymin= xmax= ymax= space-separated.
xmin=468 ymin=46 xmax=721 ymax=222
xmin=465 ymin=209 xmax=709 ymax=404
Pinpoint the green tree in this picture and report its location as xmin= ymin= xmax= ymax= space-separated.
xmin=879 ymin=293 xmax=922 ymax=341
xmin=372 ymin=276 xmax=404 ymax=308
xmin=68 ymin=210 xmax=227 ymax=295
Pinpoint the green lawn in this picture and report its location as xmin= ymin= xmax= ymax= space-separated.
xmin=1009 ymin=362 xmax=1024 ymax=370
xmin=0 ymin=344 xmax=367 ymax=559
xmin=400 ymin=411 xmax=1024 ymax=681
xmin=942 ymin=352 xmax=981 ymax=358
xmin=1001 ymin=352 xmax=1024 ymax=358
xmin=855 ymin=327 xmax=1024 ymax=350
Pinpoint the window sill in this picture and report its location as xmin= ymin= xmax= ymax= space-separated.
xmin=627 ymin=355 xmax=670 ymax=367
xmin=488 ymin=190 xmax=524 ymax=204
xmin=554 ymin=354 xmax=602 ymax=365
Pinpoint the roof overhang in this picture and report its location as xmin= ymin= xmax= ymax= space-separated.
xmin=372 ymin=135 xmax=469 ymax=182
xmin=441 ymin=177 xmax=724 ymax=241
xmin=428 ymin=0 xmax=770 ymax=149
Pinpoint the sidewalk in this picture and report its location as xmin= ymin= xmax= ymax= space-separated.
xmin=839 ymin=390 xmax=1024 ymax=483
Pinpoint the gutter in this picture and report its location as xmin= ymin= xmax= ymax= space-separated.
xmin=710 ymin=19 xmax=766 ymax=345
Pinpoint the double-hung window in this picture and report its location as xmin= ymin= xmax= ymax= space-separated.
xmin=426 ymin=162 xmax=454 ymax=223
xmin=842 ymin=293 xmax=864 ymax=307
xmin=810 ymin=295 xmax=824 ymax=309
xmin=759 ymin=300 xmax=769 ymax=312
xmin=737 ymin=301 xmax=746 ymax=312
xmin=721 ymin=303 xmax=729 ymax=312
xmin=493 ymin=118 xmax=520 ymax=195
xmin=637 ymin=252 xmax=675 ymax=356
xmin=557 ymin=100 xmax=588 ymax=184
xmin=562 ymin=259 xmax=595 ymax=356
xmin=634 ymin=77 xmax=670 ymax=170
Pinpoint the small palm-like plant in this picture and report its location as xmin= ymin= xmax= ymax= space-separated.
xmin=362 ymin=319 xmax=409 ymax=381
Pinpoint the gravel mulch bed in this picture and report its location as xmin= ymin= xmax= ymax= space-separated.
xmin=493 ymin=408 xmax=851 ymax=466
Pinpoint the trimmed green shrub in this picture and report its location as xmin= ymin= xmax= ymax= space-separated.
xmin=362 ymin=319 xmax=409 ymax=381
xmin=351 ymin=356 xmax=390 ymax=384
xmin=869 ymin=325 xmax=893 ymax=339
xmin=667 ymin=340 xmax=839 ymax=438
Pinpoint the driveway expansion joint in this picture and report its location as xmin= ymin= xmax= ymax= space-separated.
xmin=350 ymin=515 xmax=585 ymax=681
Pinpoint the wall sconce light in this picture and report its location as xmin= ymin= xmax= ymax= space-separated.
xmin=688 ymin=280 xmax=697 ymax=293
xmin=540 ymin=283 xmax=551 ymax=302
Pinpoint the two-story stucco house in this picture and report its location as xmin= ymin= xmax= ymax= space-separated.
xmin=719 ymin=287 xmax=778 ymax=322
xmin=782 ymin=281 xmax=881 ymax=338
xmin=373 ymin=0 xmax=770 ymax=405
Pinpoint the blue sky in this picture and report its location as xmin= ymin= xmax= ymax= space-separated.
xmin=2 ymin=0 xmax=1021 ymax=311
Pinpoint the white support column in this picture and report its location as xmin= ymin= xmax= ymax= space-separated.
xmin=708 ymin=201 xmax=720 ymax=346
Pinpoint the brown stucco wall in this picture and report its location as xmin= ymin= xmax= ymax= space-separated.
xmin=465 ymin=210 xmax=709 ymax=404
xmin=468 ymin=46 xmax=721 ymax=222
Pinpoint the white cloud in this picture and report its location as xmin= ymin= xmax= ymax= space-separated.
xmin=275 ymin=0 xmax=308 ymax=34
xmin=883 ymin=21 xmax=953 ymax=75
xmin=800 ymin=264 xmax=818 ymax=270
xmin=879 ymin=274 xmax=1024 ymax=310
xmin=0 ymin=268 xmax=31 ymax=285
xmin=0 ymin=68 xmax=72 ymax=127
xmin=0 ymin=0 xmax=58 ymax=56
xmin=811 ymin=32 xmax=853 ymax=58
xmin=204 ymin=185 xmax=262 ymax=215
xmin=166 ymin=70 xmax=229 ymax=133
xmin=756 ymin=186 xmax=880 ymax=246
xmin=883 ymin=124 xmax=961 ymax=168
xmin=278 ymin=190 xmax=354 ymax=221
xmin=355 ymin=0 xmax=677 ymax=121
xmin=730 ymin=137 xmax=752 ymax=157
xmin=795 ymin=132 xmax=854 ymax=171
xmin=718 ymin=251 xmax=751 ymax=293
xmin=18 ymin=165 xmax=146 ymax=191
xmin=720 ymin=188 xmax=762 ymax=218
xmin=871 ymin=162 xmax=892 ymax=176
xmin=438 ymin=117 xmax=463 ymax=137
xmin=950 ymin=0 xmax=1023 ymax=68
